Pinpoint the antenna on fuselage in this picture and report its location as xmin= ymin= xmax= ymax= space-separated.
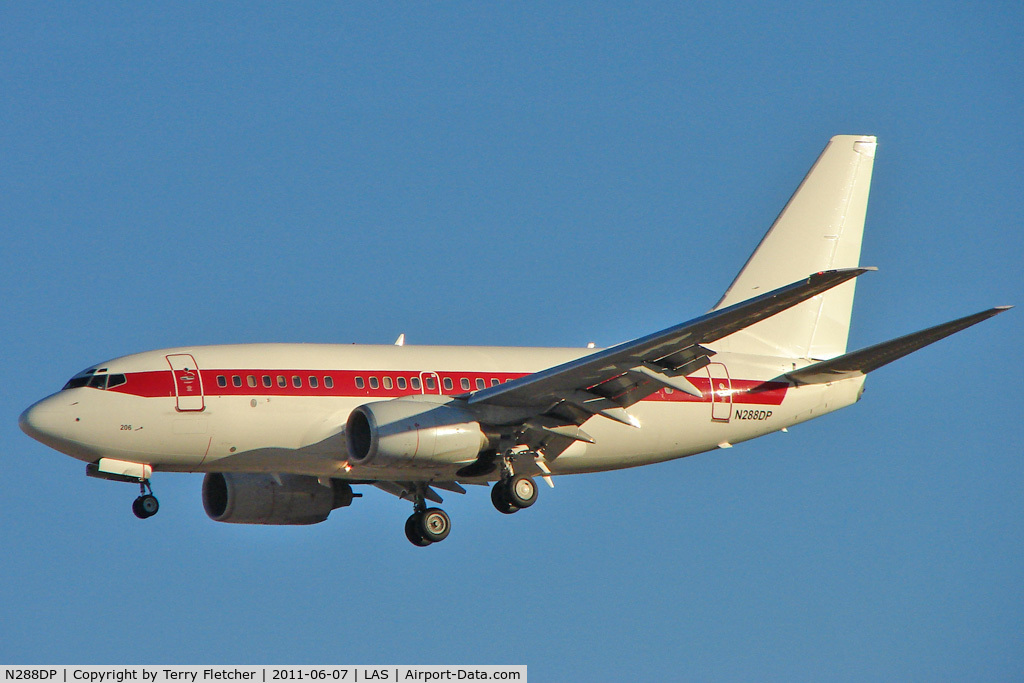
xmin=394 ymin=334 xmax=406 ymax=346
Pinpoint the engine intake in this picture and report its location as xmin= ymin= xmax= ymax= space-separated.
xmin=346 ymin=398 xmax=490 ymax=468
xmin=203 ymin=473 xmax=355 ymax=525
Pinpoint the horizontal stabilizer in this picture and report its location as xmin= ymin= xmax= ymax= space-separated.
xmin=786 ymin=306 xmax=1012 ymax=385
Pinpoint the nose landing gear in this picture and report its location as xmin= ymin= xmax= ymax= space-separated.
xmin=132 ymin=480 xmax=159 ymax=519
xmin=84 ymin=461 xmax=160 ymax=520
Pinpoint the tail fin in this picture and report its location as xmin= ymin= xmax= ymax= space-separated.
xmin=713 ymin=135 xmax=877 ymax=360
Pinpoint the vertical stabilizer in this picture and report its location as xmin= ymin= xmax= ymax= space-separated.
xmin=712 ymin=135 xmax=876 ymax=360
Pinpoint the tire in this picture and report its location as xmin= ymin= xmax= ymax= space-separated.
xmin=132 ymin=497 xmax=146 ymax=519
xmin=507 ymin=475 xmax=537 ymax=509
xmin=490 ymin=482 xmax=518 ymax=514
xmin=418 ymin=508 xmax=451 ymax=543
xmin=139 ymin=494 xmax=159 ymax=517
xmin=405 ymin=514 xmax=432 ymax=546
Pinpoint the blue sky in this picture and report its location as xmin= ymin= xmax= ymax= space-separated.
xmin=2 ymin=2 xmax=1021 ymax=679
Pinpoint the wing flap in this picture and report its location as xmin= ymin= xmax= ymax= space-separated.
xmin=372 ymin=481 xmax=454 ymax=504
xmin=786 ymin=306 xmax=1012 ymax=385
xmin=632 ymin=364 xmax=703 ymax=397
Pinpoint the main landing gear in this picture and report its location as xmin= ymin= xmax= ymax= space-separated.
xmin=401 ymin=460 xmax=540 ymax=547
xmin=491 ymin=474 xmax=538 ymax=514
xmin=132 ymin=479 xmax=159 ymax=519
xmin=404 ymin=487 xmax=451 ymax=547
xmin=490 ymin=453 xmax=539 ymax=515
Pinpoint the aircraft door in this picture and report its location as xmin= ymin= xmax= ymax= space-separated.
xmin=419 ymin=371 xmax=442 ymax=395
xmin=706 ymin=362 xmax=732 ymax=422
xmin=166 ymin=354 xmax=205 ymax=412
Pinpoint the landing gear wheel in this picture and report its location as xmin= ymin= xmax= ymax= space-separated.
xmin=132 ymin=494 xmax=159 ymax=519
xmin=418 ymin=508 xmax=451 ymax=543
xmin=491 ymin=482 xmax=518 ymax=514
xmin=508 ymin=475 xmax=538 ymax=509
xmin=405 ymin=514 xmax=432 ymax=547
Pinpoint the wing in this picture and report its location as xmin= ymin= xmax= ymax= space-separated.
xmin=467 ymin=268 xmax=871 ymax=438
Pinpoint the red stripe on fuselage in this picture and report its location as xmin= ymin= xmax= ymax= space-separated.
xmin=104 ymin=369 xmax=789 ymax=405
xmin=107 ymin=370 xmax=176 ymax=398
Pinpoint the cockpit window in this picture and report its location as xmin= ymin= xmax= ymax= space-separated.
xmin=62 ymin=376 xmax=92 ymax=390
xmin=62 ymin=370 xmax=126 ymax=391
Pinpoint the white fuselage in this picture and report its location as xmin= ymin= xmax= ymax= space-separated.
xmin=21 ymin=343 xmax=865 ymax=483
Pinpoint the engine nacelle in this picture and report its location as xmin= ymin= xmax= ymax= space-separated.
xmin=346 ymin=398 xmax=490 ymax=468
xmin=202 ymin=473 xmax=355 ymax=525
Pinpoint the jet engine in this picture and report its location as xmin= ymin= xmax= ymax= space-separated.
xmin=202 ymin=473 xmax=355 ymax=525
xmin=345 ymin=398 xmax=491 ymax=468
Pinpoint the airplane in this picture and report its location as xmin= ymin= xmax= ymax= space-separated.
xmin=19 ymin=135 xmax=1010 ymax=547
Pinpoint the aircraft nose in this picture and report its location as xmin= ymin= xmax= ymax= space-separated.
xmin=19 ymin=395 xmax=71 ymax=446
xmin=20 ymin=400 xmax=51 ymax=440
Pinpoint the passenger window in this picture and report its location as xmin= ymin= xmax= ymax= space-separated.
xmin=369 ymin=377 xmax=379 ymax=389
xmin=217 ymin=376 xmax=227 ymax=388
xmin=425 ymin=377 xmax=434 ymax=390
xmin=309 ymin=376 xmax=318 ymax=388
xmin=665 ymin=387 xmax=674 ymax=394
xmin=476 ymin=378 xmax=485 ymax=390
xmin=461 ymin=378 xmax=470 ymax=390
xmin=324 ymin=376 xmax=334 ymax=389
xmin=412 ymin=377 xmax=422 ymax=390
xmin=262 ymin=375 xmax=272 ymax=388
xmin=491 ymin=378 xmax=499 ymax=386
xmin=292 ymin=376 xmax=302 ymax=388
xmin=383 ymin=376 xmax=393 ymax=390
xmin=247 ymin=375 xmax=257 ymax=388
xmin=355 ymin=377 xmax=365 ymax=389
xmin=397 ymin=376 xmax=407 ymax=390
xmin=277 ymin=375 xmax=287 ymax=388
xmin=443 ymin=377 xmax=453 ymax=391
xmin=232 ymin=375 xmax=242 ymax=387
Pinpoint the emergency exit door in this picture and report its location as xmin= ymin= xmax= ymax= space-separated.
xmin=706 ymin=362 xmax=732 ymax=422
